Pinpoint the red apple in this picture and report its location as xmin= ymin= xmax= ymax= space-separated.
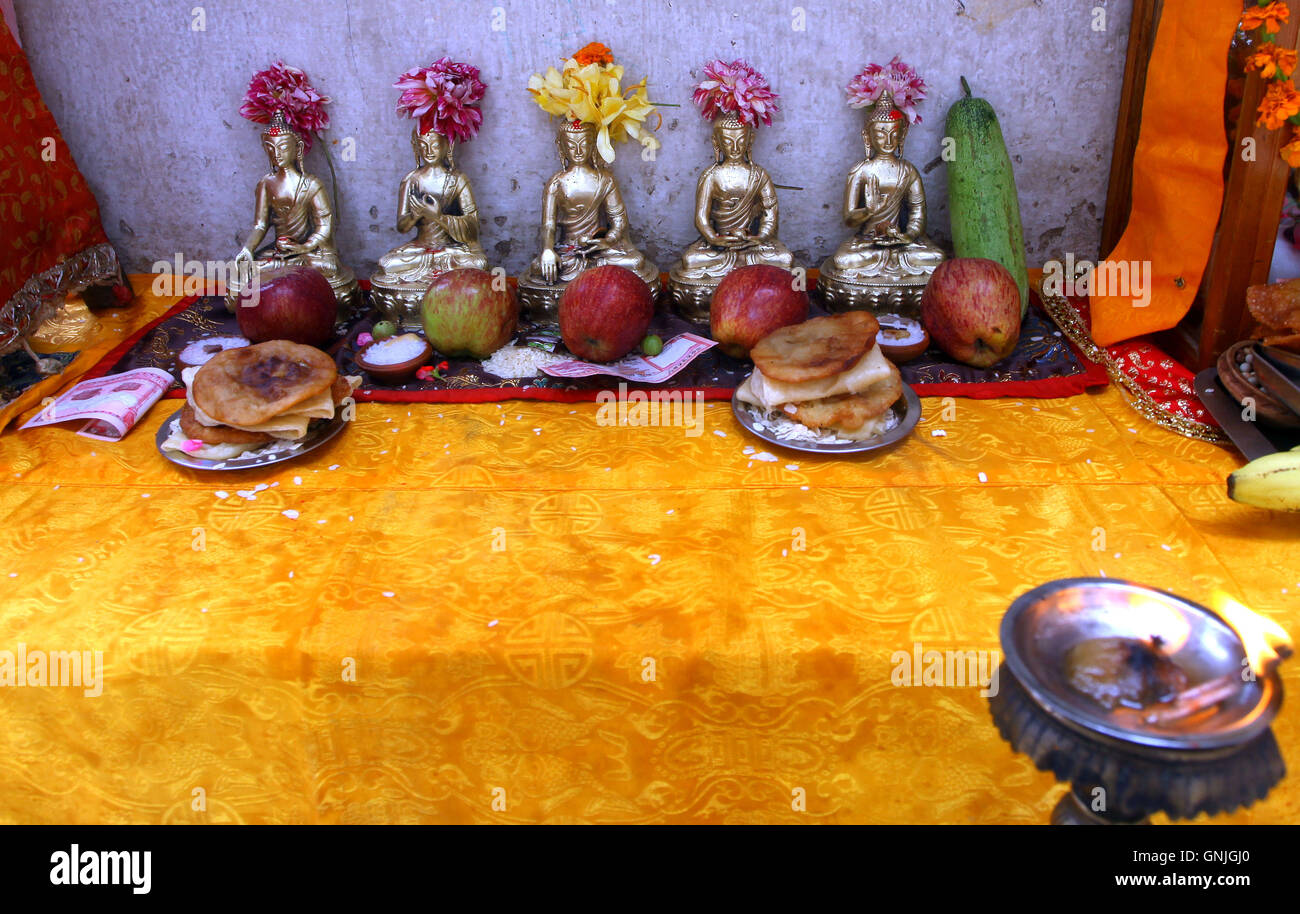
xmin=236 ymin=265 xmax=337 ymax=346
xmin=421 ymin=268 xmax=519 ymax=358
xmin=710 ymin=265 xmax=809 ymax=359
xmin=558 ymin=266 xmax=654 ymax=362
xmin=921 ymin=258 xmax=1022 ymax=368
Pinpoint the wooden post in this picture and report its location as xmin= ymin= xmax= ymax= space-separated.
xmin=1100 ymin=0 xmax=1164 ymax=257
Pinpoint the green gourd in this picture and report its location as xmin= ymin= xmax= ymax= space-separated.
xmin=945 ymin=77 xmax=1029 ymax=316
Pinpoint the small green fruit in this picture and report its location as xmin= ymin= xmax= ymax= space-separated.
xmin=372 ymin=320 xmax=398 ymax=341
xmin=641 ymin=334 xmax=663 ymax=357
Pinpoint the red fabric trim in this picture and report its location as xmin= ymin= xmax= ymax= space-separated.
xmin=351 ymin=386 xmax=741 ymax=404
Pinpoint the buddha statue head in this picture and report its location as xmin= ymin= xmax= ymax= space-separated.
xmin=261 ymin=109 xmax=304 ymax=171
xmin=412 ymin=126 xmax=454 ymax=168
xmin=711 ymin=111 xmax=754 ymax=165
xmin=865 ymin=91 xmax=907 ymax=160
xmin=556 ymin=120 xmax=601 ymax=169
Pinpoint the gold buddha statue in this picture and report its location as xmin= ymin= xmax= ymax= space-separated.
xmin=516 ymin=121 xmax=660 ymax=322
xmin=668 ymin=112 xmax=795 ymax=321
xmin=226 ymin=110 xmax=360 ymax=315
xmin=819 ymin=91 xmax=945 ymax=317
xmin=371 ymin=127 xmax=489 ymax=328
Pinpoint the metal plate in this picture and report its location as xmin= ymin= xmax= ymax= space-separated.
xmin=731 ymin=382 xmax=921 ymax=455
xmin=155 ymin=406 xmax=347 ymax=471
xmin=1000 ymin=577 xmax=1281 ymax=751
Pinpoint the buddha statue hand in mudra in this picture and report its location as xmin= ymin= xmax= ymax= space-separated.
xmin=517 ymin=120 xmax=660 ymax=321
xmin=670 ymin=59 xmax=794 ymax=322
xmin=371 ymin=129 xmax=489 ymax=327
xmin=226 ymin=109 xmax=359 ymax=316
xmin=820 ymin=71 xmax=945 ymax=318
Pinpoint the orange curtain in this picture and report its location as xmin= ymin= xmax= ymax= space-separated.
xmin=1091 ymin=0 xmax=1245 ymax=346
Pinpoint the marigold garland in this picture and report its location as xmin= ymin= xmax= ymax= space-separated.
xmin=1243 ymin=1 xmax=1300 ymax=165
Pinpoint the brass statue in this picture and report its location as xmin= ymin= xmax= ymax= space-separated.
xmin=668 ymin=111 xmax=795 ymax=321
xmin=517 ymin=121 xmax=660 ymax=322
xmin=226 ymin=110 xmax=360 ymax=314
xmin=819 ymin=91 xmax=945 ymax=317
xmin=371 ymin=127 xmax=489 ymax=328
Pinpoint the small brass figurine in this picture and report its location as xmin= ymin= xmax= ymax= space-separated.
xmin=820 ymin=59 xmax=945 ymax=317
xmin=227 ymin=63 xmax=359 ymax=315
xmin=520 ymin=44 xmax=661 ymax=322
xmin=373 ymin=59 xmax=490 ymax=328
xmin=669 ymin=60 xmax=794 ymax=321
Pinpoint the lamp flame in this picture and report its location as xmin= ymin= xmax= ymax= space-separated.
xmin=1211 ymin=592 xmax=1293 ymax=677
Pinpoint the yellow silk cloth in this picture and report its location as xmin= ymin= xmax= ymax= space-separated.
xmin=0 ymin=280 xmax=1298 ymax=824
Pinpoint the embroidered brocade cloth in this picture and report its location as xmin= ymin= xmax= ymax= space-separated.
xmin=1 ymin=283 xmax=1297 ymax=824
xmin=86 ymin=288 xmax=1105 ymax=402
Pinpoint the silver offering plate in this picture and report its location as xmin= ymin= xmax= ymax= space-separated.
xmin=1002 ymin=577 xmax=1281 ymax=752
xmin=155 ymin=406 xmax=348 ymax=471
xmin=731 ymin=382 xmax=921 ymax=455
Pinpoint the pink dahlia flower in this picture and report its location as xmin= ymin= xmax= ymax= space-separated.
xmin=394 ymin=57 xmax=487 ymax=144
xmin=846 ymin=56 xmax=928 ymax=124
xmin=691 ymin=59 xmax=780 ymax=127
xmin=239 ymin=61 xmax=331 ymax=151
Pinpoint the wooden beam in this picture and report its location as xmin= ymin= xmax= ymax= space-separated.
xmin=1100 ymin=0 xmax=1164 ymax=257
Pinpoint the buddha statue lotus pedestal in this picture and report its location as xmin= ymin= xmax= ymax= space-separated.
xmin=668 ymin=111 xmax=795 ymax=323
xmin=225 ymin=110 xmax=361 ymax=318
xmin=371 ymin=129 xmax=489 ymax=330
xmin=517 ymin=121 xmax=660 ymax=323
xmin=818 ymin=87 xmax=945 ymax=319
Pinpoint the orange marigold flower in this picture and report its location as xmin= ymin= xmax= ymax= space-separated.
xmin=573 ymin=42 xmax=614 ymax=67
xmin=1247 ymin=43 xmax=1299 ymax=79
xmin=1242 ymin=1 xmax=1291 ymax=34
xmin=1282 ymin=132 xmax=1300 ymax=167
xmin=1258 ymin=80 xmax=1300 ymax=130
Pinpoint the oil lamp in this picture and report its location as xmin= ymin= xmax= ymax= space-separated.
xmin=991 ymin=578 xmax=1291 ymax=824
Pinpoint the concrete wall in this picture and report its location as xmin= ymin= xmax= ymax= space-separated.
xmin=14 ymin=0 xmax=1131 ymax=278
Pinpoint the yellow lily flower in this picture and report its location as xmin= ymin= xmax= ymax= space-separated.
xmin=527 ymin=65 xmax=574 ymax=118
xmin=527 ymin=54 xmax=659 ymax=162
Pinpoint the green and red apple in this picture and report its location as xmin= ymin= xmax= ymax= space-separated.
xmin=920 ymin=258 xmax=1022 ymax=368
xmin=421 ymin=268 xmax=519 ymax=359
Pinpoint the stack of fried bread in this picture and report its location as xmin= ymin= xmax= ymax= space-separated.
xmin=161 ymin=340 xmax=359 ymax=460
xmin=1247 ymin=278 xmax=1300 ymax=352
xmin=736 ymin=312 xmax=905 ymax=440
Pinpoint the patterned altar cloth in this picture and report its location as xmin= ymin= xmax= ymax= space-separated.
xmin=82 ymin=286 xmax=1105 ymax=404
xmin=0 ymin=282 xmax=1296 ymax=824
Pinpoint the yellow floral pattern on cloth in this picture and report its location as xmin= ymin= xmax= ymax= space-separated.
xmin=0 ymin=280 xmax=1298 ymax=824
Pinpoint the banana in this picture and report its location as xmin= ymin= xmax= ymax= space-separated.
xmin=1227 ymin=446 xmax=1300 ymax=511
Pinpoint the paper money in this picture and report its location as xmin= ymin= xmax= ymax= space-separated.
xmin=21 ymin=368 xmax=174 ymax=441
xmin=540 ymin=333 xmax=717 ymax=383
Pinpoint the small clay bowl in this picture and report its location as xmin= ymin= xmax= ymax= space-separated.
xmin=355 ymin=334 xmax=433 ymax=384
xmin=875 ymin=314 xmax=930 ymax=364
xmin=1217 ymin=340 xmax=1300 ymax=429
